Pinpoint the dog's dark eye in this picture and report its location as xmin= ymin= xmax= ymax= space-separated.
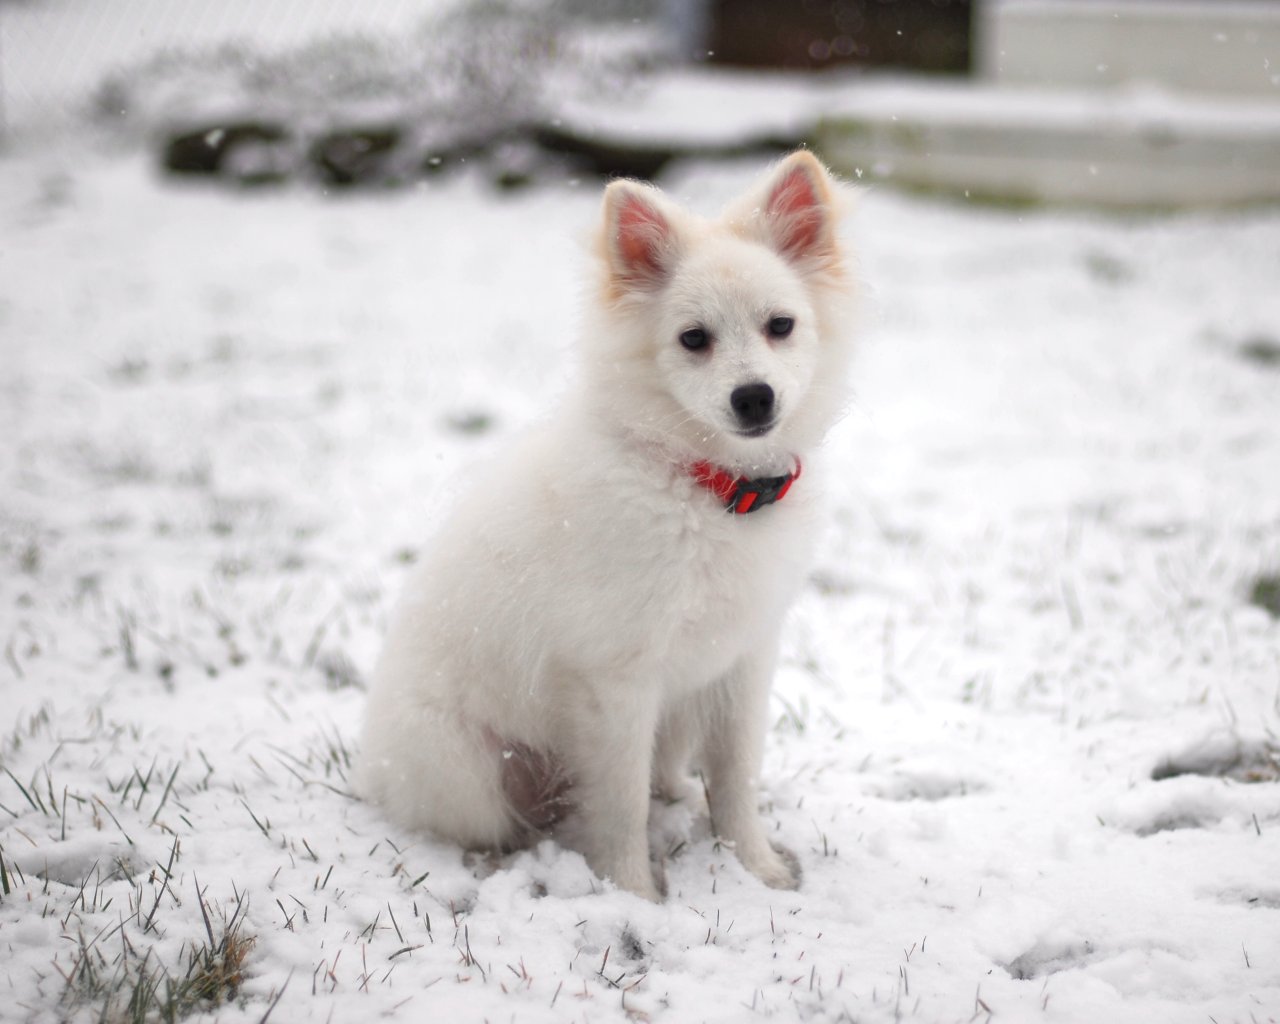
xmin=679 ymin=327 xmax=710 ymax=351
xmin=767 ymin=316 xmax=795 ymax=339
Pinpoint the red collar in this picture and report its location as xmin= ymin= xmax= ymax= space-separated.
xmin=690 ymin=458 xmax=802 ymax=515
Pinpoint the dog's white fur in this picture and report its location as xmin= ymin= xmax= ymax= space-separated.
xmin=359 ymin=152 xmax=855 ymax=900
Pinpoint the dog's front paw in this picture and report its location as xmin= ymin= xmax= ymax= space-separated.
xmin=593 ymin=854 xmax=662 ymax=902
xmin=611 ymin=869 xmax=662 ymax=902
xmin=741 ymin=843 xmax=801 ymax=891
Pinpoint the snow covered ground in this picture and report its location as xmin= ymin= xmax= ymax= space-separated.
xmin=3 ymin=21 xmax=1280 ymax=1024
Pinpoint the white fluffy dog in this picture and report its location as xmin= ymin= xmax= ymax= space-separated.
xmin=359 ymin=151 xmax=855 ymax=900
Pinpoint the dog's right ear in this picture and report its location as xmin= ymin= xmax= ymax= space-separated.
xmin=601 ymin=181 xmax=680 ymax=295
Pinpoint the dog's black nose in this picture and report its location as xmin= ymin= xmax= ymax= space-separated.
xmin=731 ymin=382 xmax=775 ymax=428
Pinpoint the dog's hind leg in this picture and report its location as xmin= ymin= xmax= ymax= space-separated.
xmin=359 ymin=695 xmax=517 ymax=851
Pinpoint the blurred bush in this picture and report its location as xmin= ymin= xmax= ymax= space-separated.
xmin=90 ymin=0 xmax=671 ymax=188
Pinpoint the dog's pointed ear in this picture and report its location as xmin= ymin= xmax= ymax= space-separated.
xmin=755 ymin=151 xmax=844 ymax=275
xmin=601 ymin=180 xmax=680 ymax=294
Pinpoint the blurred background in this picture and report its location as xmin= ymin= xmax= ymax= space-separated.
xmin=4 ymin=0 xmax=1277 ymax=206
xmin=3 ymin=9 xmax=1279 ymax=1021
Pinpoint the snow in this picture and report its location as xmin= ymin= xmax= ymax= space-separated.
xmin=3 ymin=24 xmax=1280 ymax=1024
xmin=559 ymin=70 xmax=1280 ymax=144
xmin=551 ymin=70 xmax=829 ymax=147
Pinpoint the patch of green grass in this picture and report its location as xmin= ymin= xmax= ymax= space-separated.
xmin=1249 ymin=573 xmax=1280 ymax=618
xmin=18 ymin=538 xmax=42 ymax=575
xmin=1083 ymin=249 xmax=1134 ymax=286
xmin=446 ymin=410 xmax=495 ymax=436
xmin=60 ymin=881 xmax=254 ymax=1024
xmin=1240 ymin=334 xmax=1280 ymax=369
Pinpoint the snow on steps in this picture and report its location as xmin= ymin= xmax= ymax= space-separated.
xmin=814 ymin=77 xmax=1280 ymax=209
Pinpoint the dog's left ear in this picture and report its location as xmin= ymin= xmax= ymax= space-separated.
xmin=745 ymin=151 xmax=846 ymax=277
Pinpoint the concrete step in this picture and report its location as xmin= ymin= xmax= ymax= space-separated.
xmin=815 ymin=78 xmax=1280 ymax=208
